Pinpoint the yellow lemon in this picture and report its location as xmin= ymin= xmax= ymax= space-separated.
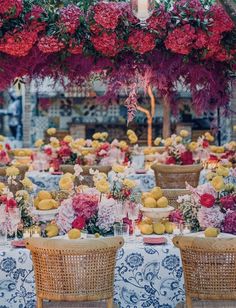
xmin=94 ymin=233 xmax=100 ymax=238
xmin=140 ymin=224 xmax=153 ymax=235
xmin=38 ymin=199 xmax=54 ymax=210
xmin=164 ymin=222 xmax=174 ymax=234
xmin=205 ymin=132 xmax=214 ymax=142
xmin=118 ymin=140 xmax=128 ymax=150
xmin=143 ymin=197 xmax=157 ymax=208
xmin=156 ymin=196 xmax=168 ymax=208
xmin=206 ymin=172 xmax=216 ymax=181
xmin=46 ymin=224 xmax=59 ymax=237
xmin=204 ymin=227 xmax=219 ymax=238
xmin=150 ymin=187 xmax=163 ymax=200
xmin=68 ymin=229 xmax=81 ymax=239
xmin=64 ymin=135 xmax=73 ymax=143
xmin=175 ymin=136 xmax=183 ymax=143
xmin=34 ymin=197 xmax=40 ymax=209
xmin=141 ymin=192 xmax=152 ymax=203
xmin=154 ymin=137 xmax=162 ymax=146
xmin=211 ymin=176 xmax=224 ymax=192
xmin=153 ymin=223 xmax=165 ymax=235
xmin=93 ymin=132 xmax=102 ymax=140
xmin=142 ymin=217 xmax=153 ymax=225
xmin=38 ymin=191 xmax=52 ymax=201
xmin=95 ymin=179 xmax=110 ymax=193
xmin=164 ymin=137 xmax=172 ymax=147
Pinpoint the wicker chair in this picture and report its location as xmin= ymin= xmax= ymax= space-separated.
xmin=25 ymin=237 xmax=124 ymax=308
xmin=151 ymin=164 xmax=203 ymax=189
xmin=162 ymin=189 xmax=190 ymax=208
xmin=173 ymin=236 xmax=236 ymax=308
xmin=60 ymin=165 xmax=112 ymax=187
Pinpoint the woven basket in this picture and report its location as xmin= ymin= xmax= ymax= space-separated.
xmin=173 ymin=236 xmax=236 ymax=307
xmin=151 ymin=164 xmax=203 ymax=189
xmin=26 ymin=237 xmax=124 ymax=308
xmin=162 ymin=189 xmax=190 ymax=208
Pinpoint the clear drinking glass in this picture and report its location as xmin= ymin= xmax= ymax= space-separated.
xmin=0 ymin=225 xmax=7 ymax=246
xmin=113 ymin=223 xmax=129 ymax=240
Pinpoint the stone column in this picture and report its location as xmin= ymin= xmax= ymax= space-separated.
xmin=162 ymin=96 xmax=171 ymax=138
xmin=22 ymin=80 xmax=32 ymax=147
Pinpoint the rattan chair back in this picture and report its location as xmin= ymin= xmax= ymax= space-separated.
xmin=162 ymin=189 xmax=190 ymax=208
xmin=173 ymin=236 xmax=236 ymax=305
xmin=26 ymin=237 xmax=124 ymax=306
xmin=151 ymin=164 xmax=203 ymax=189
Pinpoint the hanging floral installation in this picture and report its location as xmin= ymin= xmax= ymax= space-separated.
xmin=0 ymin=0 xmax=235 ymax=120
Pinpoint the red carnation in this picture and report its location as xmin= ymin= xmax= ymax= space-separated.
xmin=58 ymin=145 xmax=72 ymax=157
xmin=200 ymin=193 xmax=215 ymax=208
xmin=208 ymin=5 xmax=234 ymax=35
xmin=6 ymin=198 xmax=17 ymax=209
xmin=5 ymin=143 xmax=11 ymax=151
xmin=0 ymin=0 xmax=23 ymax=19
xmin=0 ymin=195 xmax=7 ymax=203
xmin=38 ymin=36 xmax=65 ymax=53
xmin=128 ymin=30 xmax=156 ymax=54
xmin=166 ymin=156 xmax=176 ymax=165
xmin=25 ymin=6 xmax=46 ymax=33
xmin=93 ymin=1 xmax=121 ymax=30
xmin=91 ymin=32 xmax=123 ymax=57
xmin=72 ymin=216 xmax=86 ymax=230
xmin=58 ymin=5 xmax=81 ymax=34
xmin=202 ymin=140 xmax=209 ymax=148
xmin=0 ymin=29 xmax=37 ymax=57
xmin=44 ymin=148 xmax=52 ymax=156
xmin=180 ymin=151 xmax=194 ymax=165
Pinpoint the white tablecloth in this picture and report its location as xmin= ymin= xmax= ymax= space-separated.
xmin=0 ymin=239 xmax=184 ymax=308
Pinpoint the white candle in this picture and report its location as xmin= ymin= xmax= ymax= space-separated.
xmin=23 ymin=231 xmax=30 ymax=239
xmin=137 ymin=0 xmax=149 ymax=21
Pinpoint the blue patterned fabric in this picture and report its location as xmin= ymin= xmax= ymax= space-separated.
xmin=0 ymin=241 xmax=184 ymax=308
xmin=26 ymin=171 xmax=61 ymax=194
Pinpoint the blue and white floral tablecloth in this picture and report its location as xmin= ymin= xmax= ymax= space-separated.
xmin=26 ymin=171 xmax=61 ymax=194
xmin=0 ymin=240 xmax=184 ymax=308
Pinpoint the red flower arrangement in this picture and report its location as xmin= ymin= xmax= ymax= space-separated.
xmin=91 ymin=32 xmax=123 ymax=57
xmin=58 ymin=5 xmax=81 ymax=34
xmin=208 ymin=5 xmax=234 ymax=35
xmin=58 ymin=145 xmax=72 ymax=158
xmin=93 ymin=1 xmax=121 ymax=30
xmin=72 ymin=216 xmax=86 ymax=229
xmin=128 ymin=30 xmax=156 ymax=54
xmin=0 ymin=29 xmax=37 ymax=57
xmin=200 ymin=193 xmax=215 ymax=208
xmin=72 ymin=193 xmax=99 ymax=220
xmin=0 ymin=0 xmax=23 ymax=19
xmin=220 ymin=195 xmax=236 ymax=210
xmin=38 ymin=36 xmax=65 ymax=53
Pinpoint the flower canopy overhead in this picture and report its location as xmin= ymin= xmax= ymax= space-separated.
xmin=0 ymin=0 xmax=235 ymax=120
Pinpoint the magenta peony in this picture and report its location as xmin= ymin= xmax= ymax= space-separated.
xmin=72 ymin=193 xmax=99 ymax=220
xmin=220 ymin=195 xmax=236 ymax=211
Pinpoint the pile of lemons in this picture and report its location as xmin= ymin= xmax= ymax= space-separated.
xmin=34 ymin=190 xmax=59 ymax=210
xmin=142 ymin=187 xmax=168 ymax=208
xmin=139 ymin=218 xmax=173 ymax=235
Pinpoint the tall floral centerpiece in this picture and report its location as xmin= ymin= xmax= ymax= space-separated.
xmin=170 ymin=165 xmax=236 ymax=234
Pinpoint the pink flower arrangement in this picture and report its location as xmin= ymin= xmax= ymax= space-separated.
xmin=38 ymin=36 xmax=65 ymax=53
xmin=72 ymin=193 xmax=99 ymax=220
xmin=58 ymin=5 xmax=81 ymax=34
xmin=93 ymin=1 xmax=121 ymax=30
xmin=223 ymin=211 xmax=236 ymax=235
xmin=91 ymin=32 xmax=123 ymax=57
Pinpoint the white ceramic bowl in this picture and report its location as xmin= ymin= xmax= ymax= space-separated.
xmin=140 ymin=206 xmax=174 ymax=222
xmin=32 ymin=209 xmax=59 ymax=221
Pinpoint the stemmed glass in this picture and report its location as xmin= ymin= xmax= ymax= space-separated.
xmin=114 ymin=202 xmax=127 ymax=224
xmin=126 ymin=201 xmax=140 ymax=241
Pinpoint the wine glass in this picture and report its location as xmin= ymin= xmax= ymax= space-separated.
xmin=7 ymin=207 xmax=21 ymax=244
xmin=114 ymin=202 xmax=127 ymax=224
xmin=127 ymin=201 xmax=140 ymax=240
